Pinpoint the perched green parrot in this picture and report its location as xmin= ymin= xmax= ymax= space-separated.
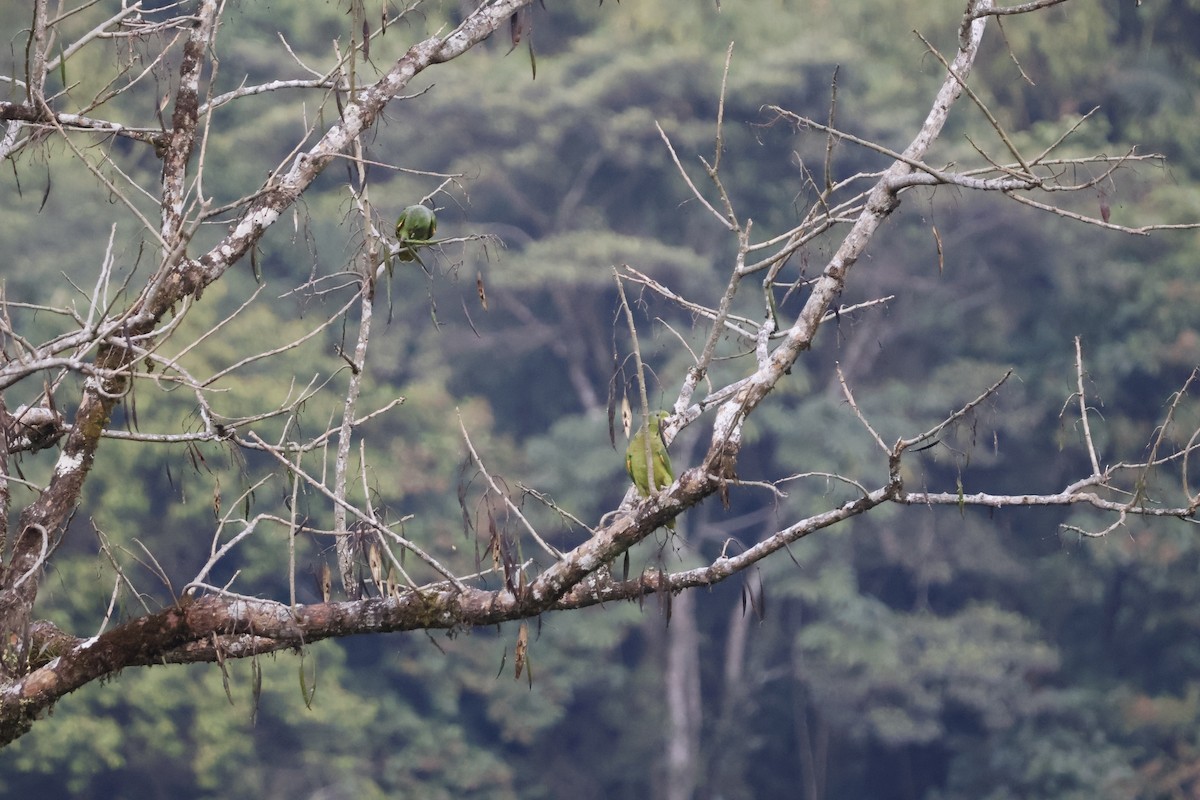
xmin=625 ymin=410 xmax=675 ymax=530
xmin=395 ymin=204 xmax=437 ymax=262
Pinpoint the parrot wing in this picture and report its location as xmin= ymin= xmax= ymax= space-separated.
xmin=395 ymin=205 xmax=437 ymax=263
xmin=624 ymin=414 xmax=677 ymax=530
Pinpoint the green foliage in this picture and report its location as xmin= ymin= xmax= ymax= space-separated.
xmin=931 ymin=690 xmax=1140 ymax=800
xmin=798 ymin=599 xmax=1059 ymax=745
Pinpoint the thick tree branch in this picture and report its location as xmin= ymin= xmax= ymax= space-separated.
xmin=702 ymin=6 xmax=990 ymax=478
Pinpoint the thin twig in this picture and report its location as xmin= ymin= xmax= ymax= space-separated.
xmin=458 ymin=412 xmax=563 ymax=561
xmin=836 ymin=364 xmax=890 ymax=456
xmin=1073 ymin=336 xmax=1102 ymax=477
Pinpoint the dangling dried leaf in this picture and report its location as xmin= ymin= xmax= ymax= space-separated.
xmin=508 ymin=8 xmax=528 ymax=51
xmin=57 ymin=40 xmax=67 ymax=94
xmin=215 ymin=637 xmax=233 ymax=705
xmin=488 ymin=508 xmax=501 ymax=571
xmin=320 ymin=562 xmax=332 ymax=603
xmin=495 ymin=645 xmax=508 ymax=678
xmin=250 ymin=656 xmax=263 ymax=725
xmin=499 ymin=529 xmax=521 ymax=597
xmin=507 ymin=9 xmax=537 ymax=79
xmin=156 ymin=90 xmax=170 ymax=131
xmin=298 ymin=651 xmax=317 ymax=709
xmin=38 ymin=166 xmax=52 ymax=213
xmin=1100 ymin=197 xmax=1111 ymax=224
xmin=621 ymin=394 xmax=633 ymax=439
xmin=742 ymin=573 xmax=767 ymax=620
xmin=476 ymin=271 xmax=488 ymax=310
xmin=932 ymin=225 xmax=944 ymax=274
xmin=514 ymin=622 xmax=531 ymax=684
xmin=368 ymin=542 xmax=383 ymax=590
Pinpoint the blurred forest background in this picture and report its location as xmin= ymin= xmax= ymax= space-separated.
xmin=2 ymin=0 xmax=1200 ymax=798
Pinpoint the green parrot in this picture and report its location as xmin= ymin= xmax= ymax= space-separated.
xmin=625 ymin=410 xmax=675 ymax=530
xmin=395 ymin=204 xmax=437 ymax=262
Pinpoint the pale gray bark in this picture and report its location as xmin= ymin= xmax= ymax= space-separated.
xmin=664 ymin=590 xmax=702 ymax=800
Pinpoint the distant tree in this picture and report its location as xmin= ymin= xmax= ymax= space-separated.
xmin=0 ymin=0 xmax=1196 ymax=757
